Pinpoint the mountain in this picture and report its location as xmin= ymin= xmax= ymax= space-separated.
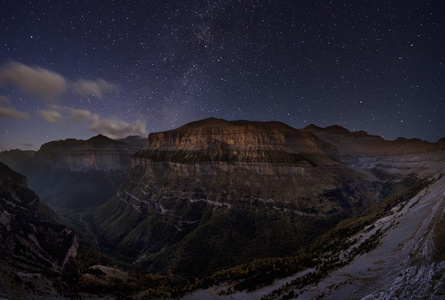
xmin=14 ymin=134 xmax=145 ymax=209
xmin=130 ymin=117 xmax=371 ymax=214
xmin=89 ymin=118 xmax=384 ymax=276
xmin=304 ymin=124 xmax=445 ymax=176
xmin=0 ymin=162 xmax=78 ymax=298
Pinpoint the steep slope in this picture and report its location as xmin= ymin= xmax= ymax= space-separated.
xmin=21 ymin=134 xmax=145 ymax=209
xmin=0 ymin=162 xmax=78 ymax=298
xmin=90 ymin=118 xmax=377 ymax=276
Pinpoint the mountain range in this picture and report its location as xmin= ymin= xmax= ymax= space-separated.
xmin=0 ymin=117 xmax=443 ymax=299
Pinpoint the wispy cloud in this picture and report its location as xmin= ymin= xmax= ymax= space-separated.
xmin=73 ymin=78 xmax=118 ymax=99
xmin=68 ymin=108 xmax=147 ymax=139
xmin=68 ymin=108 xmax=99 ymax=122
xmin=38 ymin=109 xmax=63 ymax=123
xmin=0 ymin=62 xmax=145 ymax=139
xmin=22 ymin=143 xmax=34 ymax=148
xmin=0 ymin=106 xmax=30 ymax=119
xmin=89 ymin=117 xmax=147 ymax=139
xmin=0 ymin=61 xmax=67 ymax=102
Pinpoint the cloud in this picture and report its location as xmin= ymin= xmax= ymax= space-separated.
xmin=22 ymin=143 xmax=34 ymax=148
xmin=89 ymin=117 xmax=147 ymax=139
xmin=0 ymin=106 xmax=30 ymax=119
xmin=68 ymin=108 xmax=99 ymax=122
xmin=0 ymin=61 xmax=67 ymax=102
xmin=38 ymin=109 xmax=62 ymax=123
xmin=68 ymin=108 xmax=147 ymax=139
xmin=73 ymin=78 xmax=118 ymax=99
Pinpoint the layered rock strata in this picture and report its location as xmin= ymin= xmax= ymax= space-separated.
xmin=130 ymin=118 xmax=370 ymax=213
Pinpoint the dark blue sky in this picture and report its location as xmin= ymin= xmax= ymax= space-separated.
xmin=1 ymin=0 xmax=444 ymax=150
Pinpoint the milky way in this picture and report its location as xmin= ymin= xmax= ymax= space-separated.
xmin=1 ymin=0 xmax=444 ymax=150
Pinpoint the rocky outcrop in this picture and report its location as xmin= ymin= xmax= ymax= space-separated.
xmin=0 ymin=163 xmax=78 ymax=298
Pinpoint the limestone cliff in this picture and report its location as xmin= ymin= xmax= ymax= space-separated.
xmin=130 ymin=118 xmax=369 ymax=213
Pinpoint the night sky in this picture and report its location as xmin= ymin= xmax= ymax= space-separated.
xmin=1 ymin=0 xmax=444 ymax=151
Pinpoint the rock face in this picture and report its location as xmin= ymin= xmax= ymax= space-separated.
xmin=0 ymin=162 xmax=78 ymax=298
xmin=143 ymin=118 xmax=338 ymax=157
xmin=130 ymin=118 xmax=367 ymax=212
xmin=91 ymin=118 xmax=377 ymax=276
xmin=16 ymin=134 xmax=145 ymax=209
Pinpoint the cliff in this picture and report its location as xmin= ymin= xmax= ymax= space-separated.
xmin=130 ymin=118 xmax=367 ymax=212
xmin=143 ymin=118 xmax=338 ymax=158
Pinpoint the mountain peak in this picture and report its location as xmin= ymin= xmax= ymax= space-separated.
xmin=303 ymin=124 xmax=322 ymax=131
xmin=87 ymin=134 xmax=116 ymax=143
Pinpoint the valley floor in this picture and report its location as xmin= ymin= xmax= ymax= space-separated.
xmin=183 ymin=175 xmax=445 ymax=299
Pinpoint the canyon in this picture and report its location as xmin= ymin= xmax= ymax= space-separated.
xmin=0 ymin=117 xmax=443 ymax=299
